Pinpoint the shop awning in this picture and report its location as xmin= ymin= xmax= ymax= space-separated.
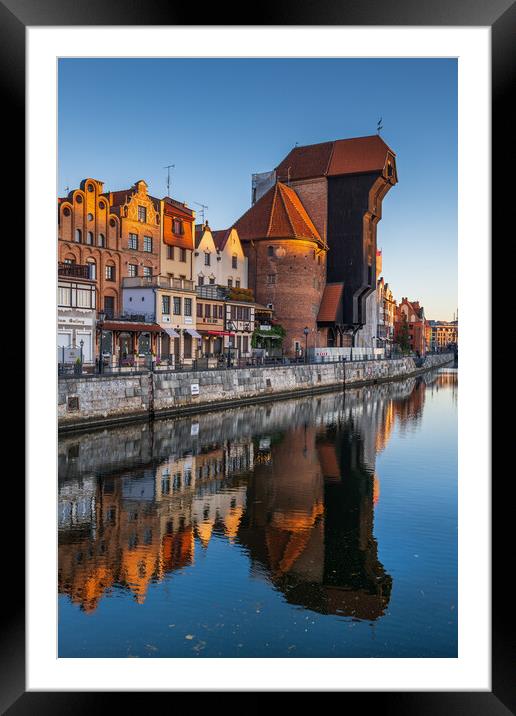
xmin=162 ymin=327 xmax=180 ymax=338
xmin=185 ymin=328 xmax=202 ymax=338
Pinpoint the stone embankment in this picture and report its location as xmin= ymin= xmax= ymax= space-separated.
xmin=58 ymin=353 xmax=454 ymax=431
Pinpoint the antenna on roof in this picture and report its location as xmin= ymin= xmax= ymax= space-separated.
xmin=294 ymin=141 xmax=299 ymax=147
xmin=194 ymin=202 xmax=208 ymax=224
xmin=163 ymin=164 xmax=175 ymax=196
xmin=377 ymin=117 xmax=383 ymax=135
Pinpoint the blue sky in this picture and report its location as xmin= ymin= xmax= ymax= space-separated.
xmin=58 ymin=58 xmax=457 ymax=320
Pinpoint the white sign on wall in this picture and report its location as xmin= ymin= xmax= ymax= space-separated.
xmin=191 ymin=383 xmax=199 ymax=396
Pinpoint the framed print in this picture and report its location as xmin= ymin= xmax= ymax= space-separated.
xmin=2 ymin=0 xmax=512 ymax=710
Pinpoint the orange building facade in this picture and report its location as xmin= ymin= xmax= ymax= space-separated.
xmin=58 ymin=179 xmax=161 ymax=319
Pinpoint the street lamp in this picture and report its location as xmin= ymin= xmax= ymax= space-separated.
xmin=98 ymin=310 xmax=106 ymax=373
xmin=227 ymin=320 xmax=236 ymax=368
xmin=79 ymin=339 xmax=84 ymax=370
xmin=303 ymin=326 xmax=309 ymax=364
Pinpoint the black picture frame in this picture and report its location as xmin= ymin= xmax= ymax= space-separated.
xmin=3 ymin=0 xmax=511 ymax=710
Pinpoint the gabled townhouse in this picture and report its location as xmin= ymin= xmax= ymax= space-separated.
xmin=193 ymin=223 xmax=248 ymax=289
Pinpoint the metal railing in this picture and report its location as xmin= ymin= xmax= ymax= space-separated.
xmin=58 ymin=263 xmax=92 ymax=279
xmin=122 ymin=276 xmax=194 ymax=291
xmin=59 ymin=350 xmax=456 ymax=379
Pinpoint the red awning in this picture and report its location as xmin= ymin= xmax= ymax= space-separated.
xmin=205 ymin=330 xmax=235 ymax=336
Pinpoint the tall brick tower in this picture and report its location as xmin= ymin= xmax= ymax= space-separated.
xmin=233 ymin=182 xmax=327 ymax=356
xmin=273 ymin=135 xmax=398 ymax=340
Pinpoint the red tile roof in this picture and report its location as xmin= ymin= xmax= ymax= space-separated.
xmin=211 ymin=229 xmax=232 ymax=251
xmin=233 ymin=182 xmax=324 ymax=247
xmin=275 ymin=135 xmax=395 ymax=181
xmin=317 ymin=283 xmax=344 ymax=323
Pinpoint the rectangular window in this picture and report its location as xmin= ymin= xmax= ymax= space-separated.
xmin=76 ymin=289 xmax=93 ymax=308
xmin=204 ymin=253 xmax=210 ymax=266
xmin=267 ymin=274 xmax=276 ymax=285
xmin=218 ymin=306 xmax=223 ymax=319
xmin=143 ymin=266 xmax=152 ymax=278
xmin=235 ymin=279 xmax=240 ymax=288
xmin=180 ymin=247 xmax=187 ymax=262
xmin=162 ymin=296 xmax=170 ymax=315
xmin=243 ymin=336 xmax=249 ymax=353
xmin=205 ymin=304 xmax=211 ymax=318
xmin=173 ymin=297 xmax=181 ymax=315
xmin=232 ymin=255 xmax=238 ymax=269
xmin=173 ymin=218 xmax=184 ymax=235
xmin=198 ymin=275 xmax=204 ymax=286
xmin=197 ymin=302 xmax=203 ymax=318
xmin=128 ymin=264 xmax=137 ymax=277
xmin=128 ymin=233 xmax=138 ymax=250
xmin=227 ymin=278 xmax=233 ymax=288
xmin=105 ymin=265 xmax=115 ymax=281
xmin=167 ymin=245 xmax=174 ymax=260
xmin=184 ymin=298 xmax=192 ymax=317
xmin=138 ymin=205 xmax=147 ymax=222
xmin=209 ymin=277 xmax=215 ymax=285
xmin=143 ymin=236 xmax=152 ymax=252
xmin=58 ymin=286 xmax=71 ymax=306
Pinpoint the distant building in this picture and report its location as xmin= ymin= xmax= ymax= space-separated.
xmin=427 ymin=320 xmax=458 ymax=350
xmin=394 ymin=297 xmax=427 ymax=355
xmin=376 ymin=277 xmax=396 ymax=351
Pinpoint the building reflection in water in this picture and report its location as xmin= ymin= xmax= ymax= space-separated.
xmin=58 ymin=370 xmax=456 ymax=618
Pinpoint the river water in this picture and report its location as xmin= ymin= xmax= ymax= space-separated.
xmin=58 ymin=367 xmax=457 ymax=658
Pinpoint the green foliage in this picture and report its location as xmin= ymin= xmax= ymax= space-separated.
xmin=252 ymin=323 xmax=286 ymax=348
xmin=395 ymin=317 xmax=410 ymax=352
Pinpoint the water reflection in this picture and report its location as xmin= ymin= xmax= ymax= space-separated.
xmin=59 ymin=370 xmax=457 ymax=627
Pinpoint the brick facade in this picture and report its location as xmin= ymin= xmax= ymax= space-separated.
xmin=246 ymin=238 xmax=326 ymax=356
xmin=58 ymin=179 xmax=160 ymax=318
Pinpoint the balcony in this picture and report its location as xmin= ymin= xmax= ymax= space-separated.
xmin=122 ymin=276 xmax=194 ymax=291
xmin=58 ymin=262 xmax=92 ymax=280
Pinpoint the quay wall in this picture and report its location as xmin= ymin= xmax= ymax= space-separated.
xmin=58 ymin=353 xmax=454 ymax=431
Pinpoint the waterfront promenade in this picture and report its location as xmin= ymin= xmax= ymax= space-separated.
xmin=58 ymin=352 xmax=454 ymax=432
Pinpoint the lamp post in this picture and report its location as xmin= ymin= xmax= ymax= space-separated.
xmin=79 ymin=339 xmax=84 ymax=371
xmin=98 ymin=310 xmax=106 ymax=374
xmin=227 ymin=321 xmax=235 ymax=368
xmin=303 ymin=326 xmax=309 ymax=364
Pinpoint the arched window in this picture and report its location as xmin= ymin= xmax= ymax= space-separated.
xmin=98 ymin=233 xmax=105 ymax=248
xmin=87 ymin=231 xmax=94 ymax=245
xmin=232 ymin=254 xmax=238 ymax=269
xmin=268 ymin=246 xmax=274 ymax=257
xmin=74 ymin=229 xmax=82 ymax=243
xmin=86 ymin=258 xmax=96 ymax=280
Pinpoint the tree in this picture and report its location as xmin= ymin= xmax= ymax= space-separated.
xmin=396 ymin=316 xmax=410 ymax=353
